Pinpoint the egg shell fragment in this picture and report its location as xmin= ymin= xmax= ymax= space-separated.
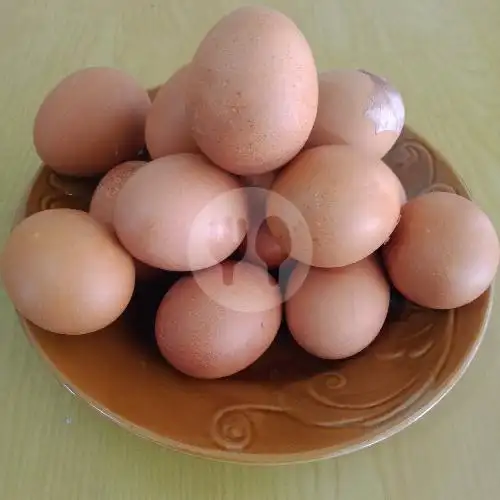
xmin=307 ymin=69 xmax=405 ymax=159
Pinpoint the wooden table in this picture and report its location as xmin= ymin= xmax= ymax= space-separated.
xmin=1 ymin=0 xmax=500 ymax=498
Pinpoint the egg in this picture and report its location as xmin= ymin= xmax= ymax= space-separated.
xmin=188 ymin=5 xmax=318 ymax=175
xmin=383 ymin=191 xmax=500 ymax=309
xmin=241 ymin=220 xmax=290 ymax=269
xmin=89 ymin=161 xmax=145 ymax=231
xmin=383 ymin=164 xmax=407 ymax=206
xmin=236 ymin=171 xmax=289 ymax=269
xmin=34 ymin=67 xmax=151 ymax=176
xmin=286 ymin=258 xmax=390 ymax=359
xmin=155 ymin=261 xmax=282 ymax=378
xmin=307 ymin=69 xmax=405 ymax=158
xmin=390 ymin=168 xmax=407 ymax=205
xmin=114 ymin=153 xmax=248 ymax=271
xmin=267 ymin=145 xmax=401 ymax=268
xmin=88 ymin=160 xmax=161 ymax=280
xmin=0 ymin=209 xmax=135 ymax=334
xmin=145 ymin=65 xmax=199 ymax=159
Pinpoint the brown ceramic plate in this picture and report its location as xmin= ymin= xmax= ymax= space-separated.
xmin=18 ymin=126 xmax=492 ymax=465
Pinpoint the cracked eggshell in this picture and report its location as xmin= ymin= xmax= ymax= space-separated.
xmin=307 ymin=69 xmax=405 ymax=159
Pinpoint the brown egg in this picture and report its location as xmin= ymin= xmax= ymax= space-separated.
xmin=267 ymin=145 xmax=401 ymax=268
xmin=155 ymin=261 xmax=282 ymax=379
xmin=390 ymin=168 xmax=407 ymax=205
xmin=0 ymin=209 xmax=135 ymax=334
xmin=383 ymin=191 xmax=499 ymax=309
xmin=89 ymin=161 xmax=145 ymax=230
xmin=241 ymin=220 xmax=290 ymax=269
xmin=236 ymin=171 xmax=288 ymax=268
xmin=145 ymin=65 xmax=199 ymax=159
xmin=34 ymin=67 xmax=151 ymax=176
xmin=188 ymin=6 xmax=318 ymax=175
xmin=88 ymin=160 xmax=161 ymax=280
xmin=286 ymin=258 xmax=390 ymax=359
xmin=384 ymin=164 xmax=407 ymax=206
xmin=307 ymin=69 xmax=405 ymax=159
xmin=114 ymin=154 xmax=248 ymax=271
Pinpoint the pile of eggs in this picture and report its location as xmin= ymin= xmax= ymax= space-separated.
xmin=1 ymin=6 xmax=499 ymax=380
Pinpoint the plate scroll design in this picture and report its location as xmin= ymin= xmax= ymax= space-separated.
xmin=384 ymin=129 xmax=458 ymax=198
xmin=209 ymin=305 xmax=455 ymax=451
